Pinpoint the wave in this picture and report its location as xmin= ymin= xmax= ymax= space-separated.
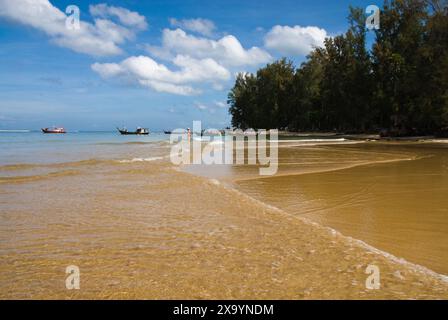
xmin=0 ymin=155 xmax=169 ymax=183
xmin=192 ymin=138 xmax=350 ymax=143
xmin=63 ymin=159 xmax=114 ymax=167
xmin=95 ymin=141 xmax=168 ymax=146
xmin=276 ymin=138 xmax=347 ymax=143
xmin=96 ymin=142 xmax=149 ymax=145
xmin=0 ymin=170 xmax=80 ymax=184
xmin=117 ymin=157 xmax=165 ymax=163
xmin=280 ymin=141 xmax=365 ymax=148
xmin=0 ymin=159 xmax=113 ymax=172
xmin=0 ymin=163 xmax=39 ymax=171
xmin=233 ymin=155 xmax=420 ymax=182
xmin=0 ymin=155 xmax=171 ymax=173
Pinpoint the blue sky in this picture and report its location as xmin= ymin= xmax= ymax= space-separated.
xmin=0 ymin=0 xmax=375 ymax=131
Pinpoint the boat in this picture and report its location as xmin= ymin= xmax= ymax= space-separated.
xmin=42 ymin=127 xmax=66 ymax=134
xmin=164 ymin=131 xmax=172 ymax=134
xmin=117 ymin=127 xmax=150 ymax=135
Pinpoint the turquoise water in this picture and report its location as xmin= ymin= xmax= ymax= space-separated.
xmin=0 ymin=131 xmax=169 ymax=165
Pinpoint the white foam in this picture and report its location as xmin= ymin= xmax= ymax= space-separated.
xmin=209 ymin=179 xmax=221 ymax=186
xmin=210 ymin=140 xmax=224 ymax=145
xmin=276 ymin=138 xmax=347 ymax=143
xmin=117 ymin=157 xmax=164 ymax=163
xmin=430 ymin=139 xmax=448 ymax=143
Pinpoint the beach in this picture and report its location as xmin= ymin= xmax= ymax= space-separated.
xmin=1 ymin=132 xmax=448 ymax=299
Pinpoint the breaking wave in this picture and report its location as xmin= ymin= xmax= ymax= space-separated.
xmin=117 ymin=157 xmax=166 ymax=163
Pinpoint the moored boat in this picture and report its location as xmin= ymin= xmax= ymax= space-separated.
xmin=117 ymin=127 xmax=150 ymax=135
xmin=42 ymin=127 xmax=66 ymax=134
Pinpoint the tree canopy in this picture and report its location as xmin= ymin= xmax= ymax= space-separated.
xmin=228 ymin=0 xmax=448 ymax=136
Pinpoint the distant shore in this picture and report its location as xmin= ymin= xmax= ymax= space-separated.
xmin=275 ymin=131 xmax=448 ymax=142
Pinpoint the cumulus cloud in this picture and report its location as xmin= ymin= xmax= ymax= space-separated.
xmin=140 ymin=80 xmax=198 ymax=96
xmin=169 ymin=18 xmax=215 ymax=36
xmin=146 ymin=28 xmax=272 ymax=67
xmin=0 ymin=0 xmax=145 ymax=56
xmin=91 ymin=55 xmax=231 ymax=95
xmin=90 ymin=3 xmax=148 ymax=30
xmin=264 ymin=25 xmax=327 ymax=56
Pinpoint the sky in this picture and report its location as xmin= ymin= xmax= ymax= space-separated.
xmin=0 ymin=0 xmax=376 ymax=131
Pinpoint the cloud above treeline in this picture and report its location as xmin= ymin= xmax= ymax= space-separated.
xmin=0 ymin=0 xmax=147 ymax=56
xmin=264 ymin=25 xmax=328 ymax=56
xmin=0 ymin=0 xmax=329 ymax=96
xmin=146 ymin=28 xmax=272 ymax=67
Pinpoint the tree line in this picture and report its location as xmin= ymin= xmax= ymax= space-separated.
xmin=228 ymin=0 xmax=448 ymax=136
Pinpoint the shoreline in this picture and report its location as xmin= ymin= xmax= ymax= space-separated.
xmin=276 ymin=131 xmax=448 ymax=142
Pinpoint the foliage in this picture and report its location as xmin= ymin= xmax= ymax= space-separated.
xmin=228 ymin=0 xmax=448 ymax=136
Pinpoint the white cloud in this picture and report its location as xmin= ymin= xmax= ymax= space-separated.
xmin=90 ymin=18 xmax=135 ymax=43
xmin=169 ymin=18 xmax=215 ymax=36
xmin=91 ymin=55 xmax=231 ymax=96
xmin=264 ymin=25 xmax=327 ymax=56
xmin=91 ymin=62 xmax=124 ymax=78
xmin=193 ymin=101 xmax=227 ymax=112
xmin=214 ymin=101 xmax=227 ymax=108
xmin=146 ymin=28 xmax=272 ymax=67
xmin=0 ymin=0 xmax=144 ymax=56
xmin=140 ymin=80 xmax=198 ymax=96
xmin=194 ymin=102 xmax=208 ymax=110
xmin=90 ymin=3 xmax=148 ymax=30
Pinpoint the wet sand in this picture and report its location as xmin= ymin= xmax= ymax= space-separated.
xmin=1 ymin=140 xmax=448 ymax=299
xmin=233 ymin=142 xmax=448 ymax=276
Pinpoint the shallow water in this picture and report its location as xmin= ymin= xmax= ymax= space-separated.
xmin=1 ymin=132 xmax=448 ymax=299
xmin=234 ymin=142 xmax=448 ymax=275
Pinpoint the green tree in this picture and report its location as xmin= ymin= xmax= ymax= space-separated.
xmin=372 ymin=0 xmax=429 ymax=134
xmin=228 ymin=72 xmax=257 ymax=130
xmin=228 ymin=0 xmax=448 ymax=136
xmin=255 ymin=58 xmax=295 ymax=129
xmin=291 ymin=49 xmax=326 ymax=131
